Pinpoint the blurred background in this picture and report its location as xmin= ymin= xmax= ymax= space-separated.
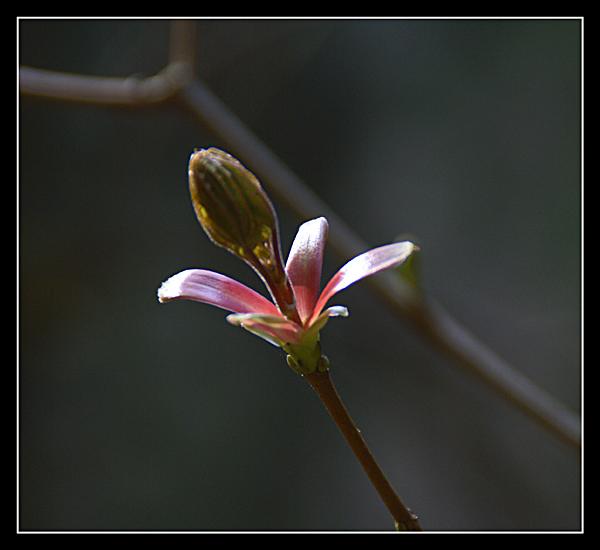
xmin=18 ymin=18 xmax=581 ymax=531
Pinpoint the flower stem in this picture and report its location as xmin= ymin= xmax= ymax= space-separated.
xmin=304 ymin=369 xmax=422 ymax=531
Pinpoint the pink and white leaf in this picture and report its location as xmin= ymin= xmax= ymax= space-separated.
xmin=311 ymin=242 xmax=417 ymax=324
xmin=285 ymin=217 xmax=329 ymax=324
xmin=158 ymin=269 xmax=281 ymax=316
xmin=227 ymin=312 xmax=304 ymax=347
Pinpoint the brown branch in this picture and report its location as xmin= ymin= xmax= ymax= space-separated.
xmin=305 ymin=370 xmax=423 ymax=531
xmin=18 ymin=61 xmax=191 ymax=105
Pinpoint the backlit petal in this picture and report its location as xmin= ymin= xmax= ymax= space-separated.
xmin=285 ymin=217 xmax=329 ymax=323
xmin=158 ymin=269 xmax=281 ymax=316
xmin=227 ymin=312 xmax=303 ymax=347
xmin=311 ymin=242 xmax=417 ymax=323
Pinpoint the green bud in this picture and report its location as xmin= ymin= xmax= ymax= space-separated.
xmin=188 ymin=148 xmax=299 ymax=322
xmin=188 ymin=148 xmax=279 ymax=259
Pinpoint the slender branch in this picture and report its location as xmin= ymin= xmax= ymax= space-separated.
xmin=18 ymin=62 xmax=191 ymax=105
xmin=18 ymin=21 xmax=581 ymax=451
xmin=395 ymin=290 xmax=582 ymax=451
xmin=305 ymin=369 xmax=422 ymax=531
xmin=19 ymin=20 xmax=194 ymax=105
xmin=168 ymin=19 xmax=197 ymax=69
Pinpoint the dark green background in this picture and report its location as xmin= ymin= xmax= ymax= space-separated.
xmin=19 ymin=18 xmax=581 ymax=531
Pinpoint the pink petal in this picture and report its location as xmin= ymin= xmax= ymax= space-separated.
xmin=310 ymin=242 xmax=417 ymax=323
xmin=227 ymin=313 xmax=303 ymax=347
xmin=158 ymin=269 xmax=281 ymax=316
xmin=285 ymin=217 xmax=329 ymax=323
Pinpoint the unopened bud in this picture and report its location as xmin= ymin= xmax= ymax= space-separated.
xmin=188 ymin=148 xmax=278 ymax=258
xmin=188 ymin=148 xmax=299 ymax=322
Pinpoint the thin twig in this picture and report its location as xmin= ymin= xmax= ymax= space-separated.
xmin=19 ymin=20 xmax=194 ymax=105
xmin=305 ymin=369 xmax=423 ymax=531
xmin=18 ymin=63 xmax=190 ymax=105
